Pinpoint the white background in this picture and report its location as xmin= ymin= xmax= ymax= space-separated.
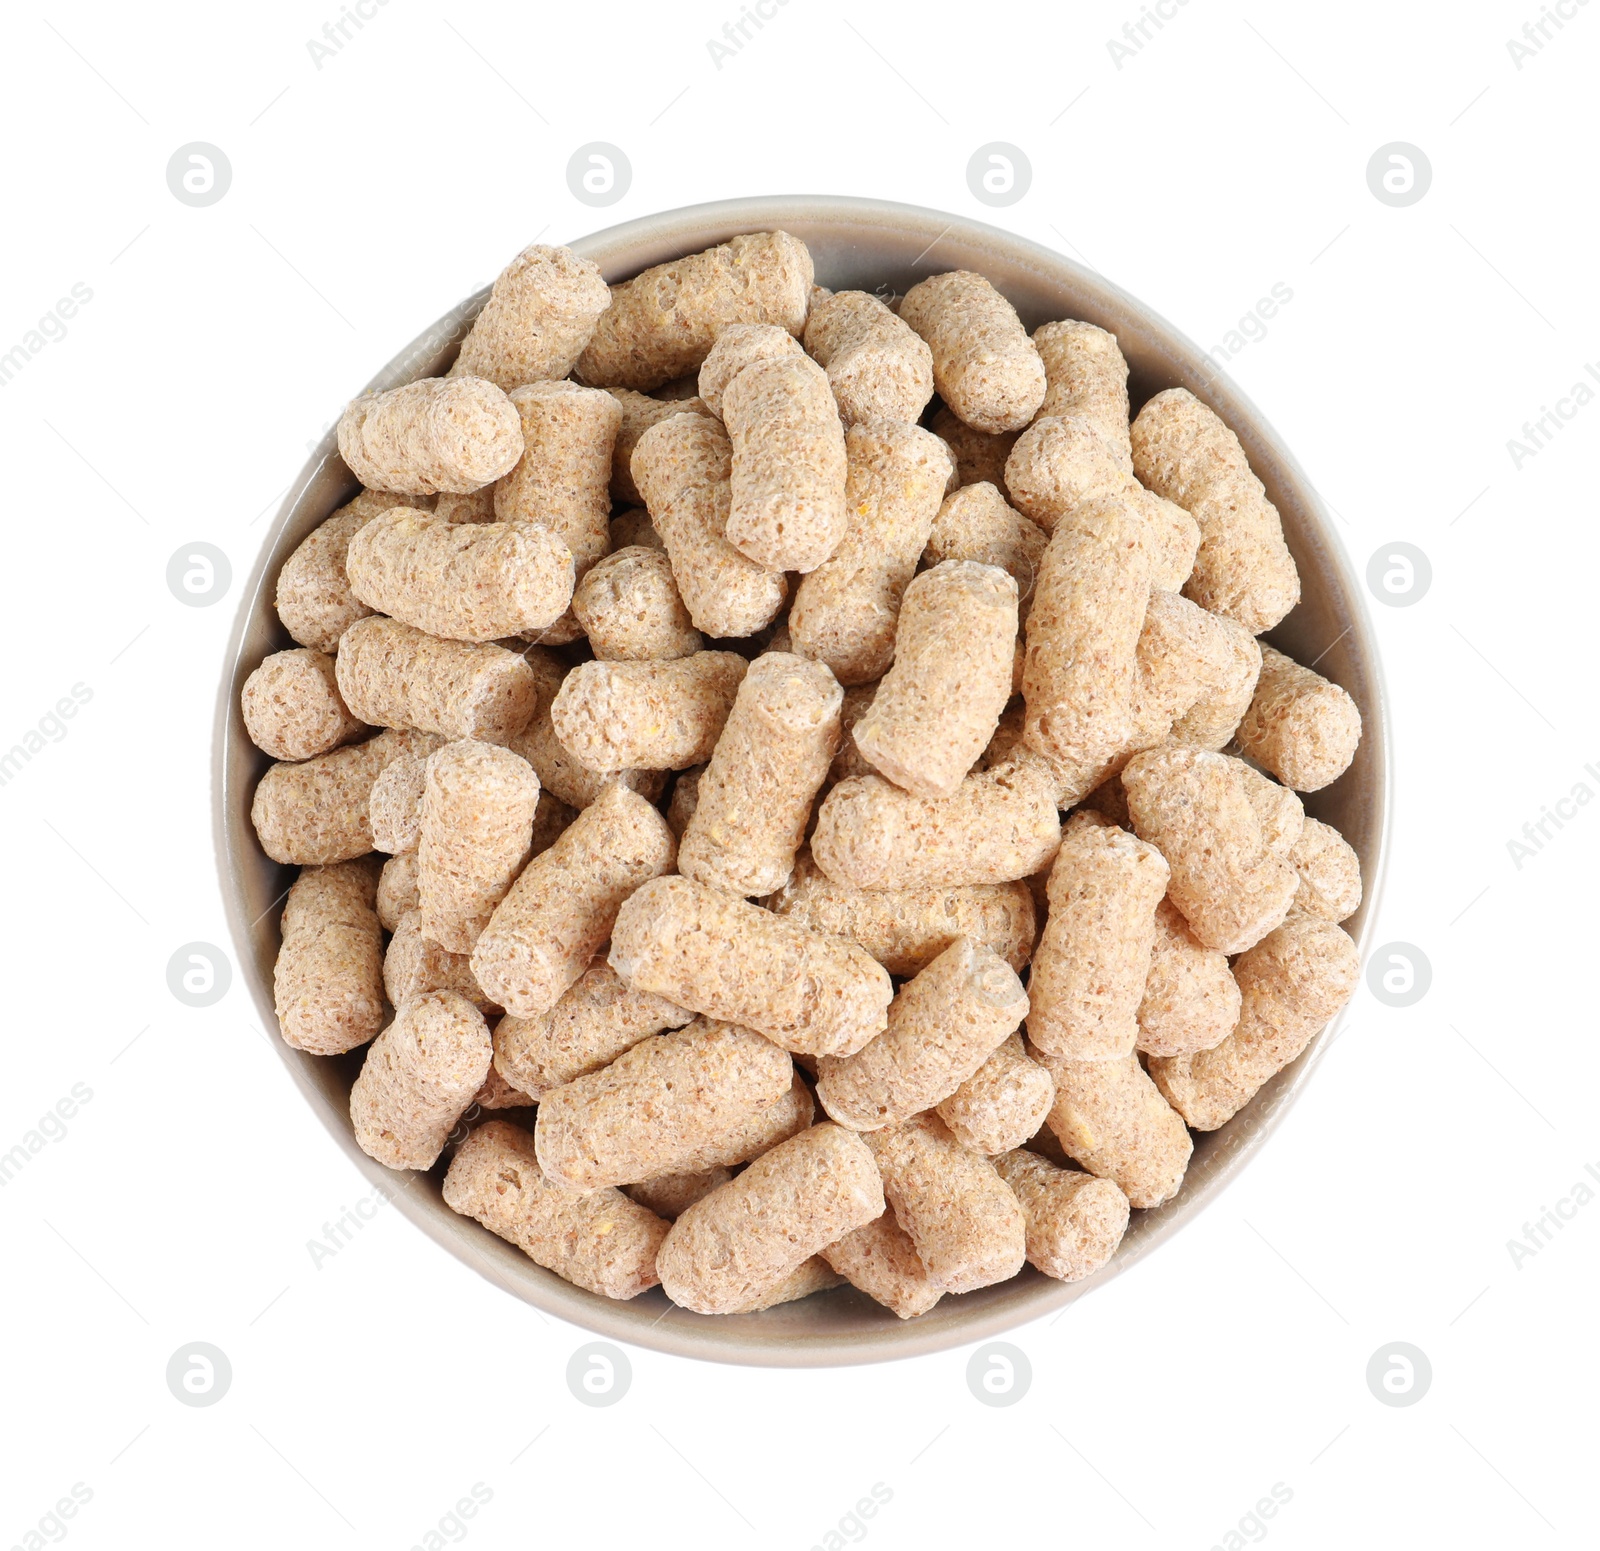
xmin=2 ymin=1 xmax=1596 ymax=1547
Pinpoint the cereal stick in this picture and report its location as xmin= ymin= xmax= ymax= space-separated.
xmin=1136 ymin=898 xmax=1242 ymax=1059
xmin=1030 ymin=1046 xmax=1192 ymax=1209
xmin=810 ymin=755 xmax=1062 ymax=891
xmin=696 ymin=322 xmax=805 ymax=417
xmin=1235 ymin=645 xmax=1362 ymax=792
xmin=350 ymin=990 xmax=492 ymax=1170
xmin=452 ymin=243 xmax=611 ymax=389
xmin=492 ymin=959 xmax=692 ymax=1099
xmin=725 ymin=1257 xmax=844 ymax=1312
xmin=418 ymin=739 xmax=541 ymax=954
xmin=384 ymin=910 xmax=497 ymax=1016
xmin=851 ymin=560 xmax=1017 ymax=800
xmin=252 ymin=728 xmax=440 ymax=865
xmin=1122 ymin=745 xmax=1297 ymax=954
xmin=550 ymin=652 xmax=749 ymax=774
xmin=443 ymin=1120 xmax=668 ymax=1299
xmin=820 ymin=1212 xmax=943 ymax=1319
xmin=338 ymin=377 xmax=523 ymax=496
xmin=1130 ymin=387 xmax=1301 ymax=633
xmin=764 ymin=849 xmax=1036 ymax=977
xmin=534 ymin=1020 xmax=794 ymax=1189
xmin=899 ymin=270 xmax=1046 ymax=433
xmin=1032 ymin=320 xmax=1132 ymax=465
xmin=787 ymin=420 xmax=955 ymax=686
xmin=992 ymin=1148 xmax=1130 ymax=1282
xmin=274 ymin=858 xmax=386 ymax=1054
xmin=335 ymin=618 xmax=539 ymax=745
xmin=376 ymin=849 xmax=420 ymax=931
xmin=924 ymin=482 xmax=1048 ymax=626
xmin=609 ymin=875 xmax=893 ymax=1058
xmin=625 ymin=1168 xmax=733 ymax=1221
xmin=508 ymin=697 xmax=667 ymax=810
xmin=935 ymin=1033 xmax=1056 ymax=1156
xmin=276 ymin=490 xmax=416 ymax=651
xmin=470 ymin=782 xmax=676 ymax=1018
xmin=1288 ymin=818 xmax=1362 ymax=922
xmin=607 ymin=389 xmax=708 ymax=504
xmin=931 ymin=406 xmax=1015 ymax=490
xmin=804 ymin=290 xmax=935 ymax=426
xmin=656 ymin=1123 xmax=883 ymax=1314
xmin=817 ymin=937 xmax=1028 ymax=1130
xmin=572 ymin=546 xmax=702 ymax=662
xmin=575 ymin=231 xmax=813 ymax=391
xmin=346 ymin=508 xmax=573 ymax=642
xmin=1149 ymin=914 xmax=1359 ymax=1129
xmin=679 ymin=652 xmax=842 ymax=897
xmin=242 ymin=648 xmax=365 ymax=762
xmin=1025 ymin=811 xmax=1170 ymax=1061
xmin=862 ymin=1114 xmax=1027 ymax=1294
xmin=368 ymin=753 xmax=426 ymax=854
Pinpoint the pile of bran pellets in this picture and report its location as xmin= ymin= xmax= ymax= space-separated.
xmin=246 ymin=229 xmax=1364 ymax=1319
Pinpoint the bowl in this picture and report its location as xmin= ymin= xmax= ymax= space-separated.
xmin=215 ymin=195 xmax=1389 ymax=1367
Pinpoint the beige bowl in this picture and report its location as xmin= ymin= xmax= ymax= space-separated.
xmin=215 ymin=196 xmax=1389 ymax=1366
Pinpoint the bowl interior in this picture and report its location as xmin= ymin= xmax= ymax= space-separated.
xmin=215 ymin=196 xmax=1388 ymax=1366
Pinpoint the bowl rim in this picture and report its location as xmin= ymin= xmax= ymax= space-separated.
xmin=214 ymin=194 xmax=1391 ymax=1367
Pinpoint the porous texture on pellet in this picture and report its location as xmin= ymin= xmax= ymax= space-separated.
xmin=534 ymin=1019 xmax=794 ymax=1189
xmin=721 ymin=353 xmax=848 ymax=572
xmin=1004 ymin=415 xmax=1199 ymax=590
xmin=1235 ymin=645 xmax=1362 ymax=792
xmin=665 ymin=766 xmax=703 ymax=841
xmin=252 ymin=727 xmax=441 ymax=865
xmin=609 ymin=875 xmax=893 ymax=1058
xmin=863 ymin=1115 xmax=1027 ymax=1294
xmin=931 ymin=407 xmax=1015 ymax=490
xmin=1130 ymin=388 xmax=1300 ymax=633
xmin=935 ymin=1033 xmax=1056 ymax=1156
xmin=369 ymin=753 xmax=426 ymax=853
xmin=1032 ymin=1046 xmax=1192 ymax=1209
xmin=625 ymin=1167 xmax=733 ymax=1221
xmin=992 ymin=1148 xmax=1130 ymax=1283
xmin=655 ymin=1122 xmax=883 ymax=1315
xmin=443 ymin=1120 xmax=668 ymax=1300
xmin=697 ymin=322 xmax=806 ymax=417
xmin=924 ymin=482 xmax=1048 ymax=625
xmin=452 ymin=244 xmax=612 ymax=390
xmin=679 ymin=652 xmax=842 ymax=897
xmin=820 ymin=1212 xmax=943 ymax=1319
xmin=787 ymin=420 xmax=955 ymax=686
xmin=1026 ymin=812 xmax=1171 ymax=1061
xmin=338 ymin=377 xmax=524 ymax=496
xmin=509 ymin=699 xmax=668 ymax=810
xmin=1021 ymin=501 xmax=1151 ymax=804
xmin=383 ymin=910 xmax=498 ymax=1016
xmin=660 ymin=1072 xmax=814 ymax=1173
xmin=376 ymin=849 xmax=420 ymax=931
xmin=550 ymin=652 xmax=747 ymax=774
xmin=1033 ymin=320 xmax=1132 ymax=466
xmin=242 ymin=648 xmax=365 ymax=762
xmin=418 ymin=739 xmax=540 ymax=954
xmin=725 ymin=1256 xmax=845 ymax=1313
xmin=1227 ymin=755 xmax=1305 ymax=857
xmin=899 ymin=271 xmax=1046 ymax=434
xmin=822 ymin=683 xmax=879 ymax=791
xmin=816 ymin=935 xmax=1028 ymax=1129
xmin=811 ymin=754 xmax=1062 ymax=891
xmin=572 ymin=546 xmax=702 ymax=662
xmin=350 ymin=990 xmax=492 ymax=1170
xmin=1150 ymin=915 xmax=1359 ymax=1129
xmin=471 ymin=782 xmax=677 ymax=1018
xmin=346 ymin=508 xmax=574 ymax=642
xmin=1171 ymin=609 xmax=1262 ymax=750
xmin=276 ymin=489 xmax=415 ymax=652
xmin=607 ymin=390 xmax=709 ymax=505
xmin=1124 ymin=590 xmax=1253 ymax=767
xmin=492 ymin=958 xmax=693 ymax=1099
xmin=274 ymin=857 xmax=386 ymax=1055
xmin=432 ymin=485 xmax=498 ymax=523
xmin=765 ymin=849 xmax=1036 ymax=977
xmin=1288 ymin=818 xmax=1363 ymax=922
xmin=631 ymin=413 xmax=788 ymax=639
xmin=851 ymin=561 xmax=1017 ymax=800
xmin=609 ymin=505 xmax=663 ymax=551
xmin=335 ymin=617 xmax=539 ymax=745
xmin=576 ymin=231 xmax=813 ymax=392
xmin=1136 ymin=898 xmax=1242 ymax=1059
xmin=804 ymin=290 xmax=935 ymax=425
xmin=1122 ymin=745 xmax=1298 ymax=954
